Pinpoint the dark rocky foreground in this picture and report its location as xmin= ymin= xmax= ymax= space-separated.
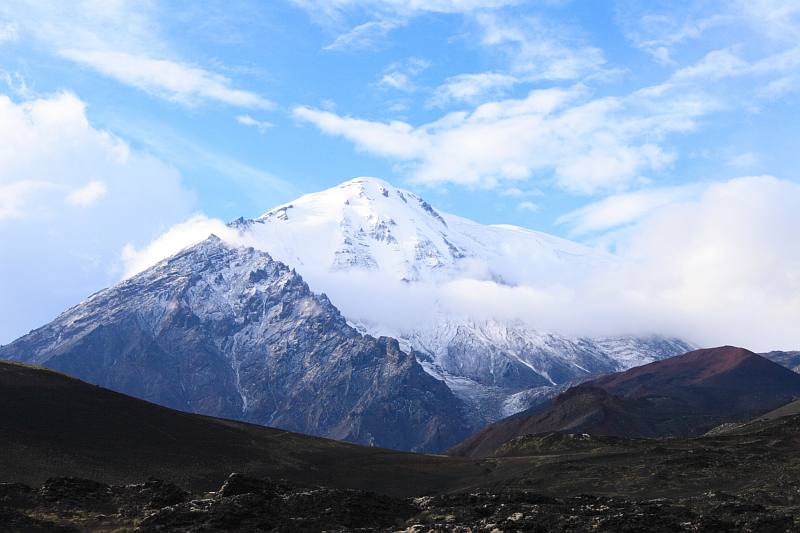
xmin=5 ymin=359 xmax=800 ymax=531
xmin=2 ymin=473 xmax=797 ymax=532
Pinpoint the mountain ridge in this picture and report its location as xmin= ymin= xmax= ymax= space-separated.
xmin=0 ymin=236 xmax=470 ymax=452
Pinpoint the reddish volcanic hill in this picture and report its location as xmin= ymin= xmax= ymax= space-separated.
xmin=451 ymin=346 xmax=800 ymax=458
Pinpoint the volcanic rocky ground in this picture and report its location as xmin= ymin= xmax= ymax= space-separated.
xmin=3 ymin=359 xmax=800 ymax=531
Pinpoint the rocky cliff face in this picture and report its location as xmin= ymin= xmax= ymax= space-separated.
xmin=399 ymin=320 xmax=693 ymax=425
xmin=0 ymin=236 xmax=469 ymax=452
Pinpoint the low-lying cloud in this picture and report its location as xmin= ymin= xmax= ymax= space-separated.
xmin=122 ymin=174 xmax=800 ymax=352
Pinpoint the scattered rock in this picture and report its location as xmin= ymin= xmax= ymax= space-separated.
xmin=1 ymin=474 xmax=798 ymax=532
xmin=0 ymin=482 xmax=36 ymax=509
xmin=39 ymin=477 xmax=113 ymax=512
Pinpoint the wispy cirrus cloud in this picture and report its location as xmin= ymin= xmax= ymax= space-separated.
xmin=61 ymin=49 xmax=274 ymax=109
xmin=557 ymin=184 xmax=701 ymax=236
xmin=293 ymin=0 xmax=523 ymax=51
xmin=292 ymin=0 xmax=523 ymax=20
xmin=3 ymin=0 xmax=273 ymax=109
xmin=378 ymin=57 xmax=430 ymax=92
xmin=294 ymin=79 xmax=716 ymax=193
xmin=428 ymin=72 xmax=517 ymax=106
xmin=236 ymin=114 xmax=274 ymax=133
xmin=65 ymin=180 xmax=109 ymax=208
xmin=617 ymin=0 xmax=800 ymax=64
xmin=324 ymin=20 xmax=403 ymax=51
xmin=475 ymin=13 xmax=610 ymax=81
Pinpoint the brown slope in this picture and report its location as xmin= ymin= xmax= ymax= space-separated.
xmin=0 ymin=360 xmax=487 ymax=497
xmin=451 ymin=346 xmax=800 ymax=458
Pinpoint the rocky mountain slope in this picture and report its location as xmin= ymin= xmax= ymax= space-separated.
xmin=451 ymin=346 xmax=800 ymax=458
xmin=230 ymin=177 xmax=692 ymax=423
xmin=0 ymin=238 xmax=470 ymax=452
xmin=762 ymin=350 xmax=800 ymax=373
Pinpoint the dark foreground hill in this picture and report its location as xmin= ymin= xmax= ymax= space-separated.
xmin=452 ymin=346 xmax=800 ymax=458
xmin=5 ymin=360 xmax=800 ymax=530
xmin=0 ymin=360 xmax=480 ymax=496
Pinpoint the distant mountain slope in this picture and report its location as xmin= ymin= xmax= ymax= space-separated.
xmin=761 ymin=350 xmax=800 ymax=373
xmin=231 ymin=177 xmax=692 ymax=423
xmin=451 ymin=346 xmax=800 ymax=458
xmin=0 ymin=237 xmax=469 ymax=452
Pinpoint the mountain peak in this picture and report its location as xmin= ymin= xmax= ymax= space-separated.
xmin=246 ymin=177 xmax=600 ymax=283
xmin=337 ymin=176 xmax=397 ymax=191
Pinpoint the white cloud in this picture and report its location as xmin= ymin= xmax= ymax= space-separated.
xmin=429 ymin=72 xmax=517 ymax=106
xmin=557 ymin=184 xmax=700 ymax=235
xmin=0 ymin=181 xmax=58 ymax=220
xmin=0 ymin=69 xmax=31 ymax=99
xmin=61 ymin=49 xmax=274 ymax=109
xmin=736 ymin=0 xmax=800 ymax=41
xmin=379 ymin=72 xmax=412 ymax=91
xmin=324 ymin=20 xmax=402 ymax=51
xmin=296 ymin=0 xmax=523 ymax=50
xmin=378 ymin=57 xmax=430 ymax=91
xmin=127 ymin=175 xmax=800 ymax=352
xmin=293 ymin=0 xmax=522 ymax=19
xmin=236 ymin=114 xmax=274 ymax=133
xmin=500 ymin=186 xmax=541 ymax=198
xmin=476 ymin=13 xmax=608 ymax=81
xmin=758 ymin=75 xmax=800 ymax=99
xmin=294 ymin=82 xmax=711 ymax=193
xmin=618 ymin=1 xmax=800 ymax=64
xmin=671 ymin=49 xmax=750 ymax=81
xmin=0 ymin=91 xmax=195 ymax=343
xmin=386 ymin=175 xmax=800 ymax=350
xmin=293 ymin=105 xmax=429 ymax=159
xmin=4 ymin=1 xmax=272 ymax=109
xmin=65 ymin=180 xmax=108 ymax=207
xmin=516 ymin=200 xmax=538 ymax=212
xmin=601 ymin=175 xmax=800 ymax=350
xmin=617 ymin=7 xmax=732 ymax=64
xmin=121 ymin=215 xmax=234 ymax=278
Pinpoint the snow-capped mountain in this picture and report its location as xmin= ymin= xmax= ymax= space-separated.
xmin=228 ymin=177 xmax=692 ymax=424
xmin=0 ymin=237 xmax=470 ymax=452
xmin=237 ymin=177 xmax=604 ymax=284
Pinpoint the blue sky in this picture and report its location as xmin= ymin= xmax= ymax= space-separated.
xmin=1 ymin=0 xmax=800 ymax=345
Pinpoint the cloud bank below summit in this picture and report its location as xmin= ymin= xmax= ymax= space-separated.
xmin=124 ymin=175 xmax=800 ymax=352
